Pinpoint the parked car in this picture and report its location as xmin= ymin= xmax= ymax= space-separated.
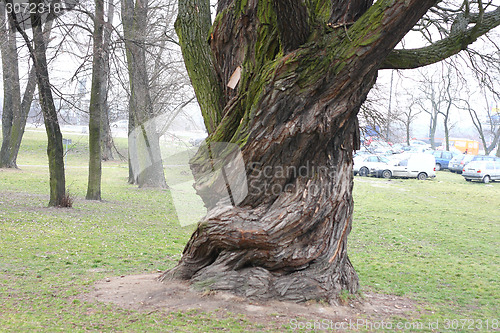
xmin=408 ymin=145 xmax=432 ymax=154
xmin=427 ymin=150 xmax=459 ymax=171
xmin=471 ymin=155 xmax=500 ymax=162
xmin=448 ymin=154 xmax=474 ymax=174
xmin=373 ymin=153 xmax=436 ymax=180
xmin=353 ymin=155 xmax=390 ymax=176
xmin=409 ymin=139 xmax=430 ymax=148
xmin=111 ymin=119 xmax=129 ymax=128
xmin=462 ymin=160 xmax=500 ymax=183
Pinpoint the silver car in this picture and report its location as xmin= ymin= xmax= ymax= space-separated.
xmin=353 ymin=155 xmax=390 ymax=177
xmin=462 ymin=160 xmax=500 ymax=183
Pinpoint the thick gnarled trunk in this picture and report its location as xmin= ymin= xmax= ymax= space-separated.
xmin=161 ymin=0 xmax=437 ymax=303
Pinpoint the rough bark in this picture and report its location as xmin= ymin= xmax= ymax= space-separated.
xmin=86 ymin=0 xmax=105 ymax=200
xmin=330 ymin=0 xmax=374 ymax=26
xmin=8 ymin=2 xmax=66 ymax=206
xmin=122 ymin=0 xmax=166 ymax=188
xmin=161 ymin=0 xmax=438 ymax=303
xmin=272 ymin=0 xmax=309 ymax=53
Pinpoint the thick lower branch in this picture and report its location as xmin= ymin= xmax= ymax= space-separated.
xmin=382 ymin=6 xmax=500 ymax=69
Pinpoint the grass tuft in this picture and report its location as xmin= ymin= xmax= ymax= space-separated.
xmin=58 ymin=190 xmax=75 ymax=208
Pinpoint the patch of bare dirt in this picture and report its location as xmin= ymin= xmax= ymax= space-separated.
xmin=81 ymin=274 xmax=423 ymax=331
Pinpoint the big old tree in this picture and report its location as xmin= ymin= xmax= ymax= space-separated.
xmin=160 ymin=0 xmax=500 ymax=303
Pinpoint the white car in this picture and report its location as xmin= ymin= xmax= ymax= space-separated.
xmin=374 ymin=153 xmax=436 ymax=180
xmin=409 ymin=140 xmax=431 ymax=148
xmin=111 ymin=119 xmax=129 ymax=128
xmin=354 ymin=155 xmax=391 ymax=176
xmin=462 ymin=160 xmax=500 ymax=183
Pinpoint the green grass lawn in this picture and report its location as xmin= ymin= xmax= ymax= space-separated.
xmin=351 ymin=174 xmax=499 ymax=330
xmin=0 ymin=131 xmax=498 ymax=332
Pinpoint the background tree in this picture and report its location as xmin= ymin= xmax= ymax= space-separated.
xmin=462 ymin=94 xmax=500 ymax=155
xmin=437 ymin=64 xmax=460 ymax=151
xmin=86 ymin=0 xmax=105 ymax=200
xmin=8 ymin=1 xmax=67 ymax=206
xmin=122 ymin=0 xmax=166 ymax=188
xmin=414 ymin=72 xmax=441 ymax=149
xmin=0 ymin=6 xmax=22 ymax=168
xmin=100 ymin=0 xmax=116 ymax=161
xmin=358 ymin=83 xmax=396 ymax=143
xmin=0 ymin=6 xmax=47 ymax=168
xmin=396 ymin=97 xmax=422 ymax=146
xmin=160 ymin=0 xmax=500 ymax=303
xmin=413 ymin=64 xmax=460 ymax=150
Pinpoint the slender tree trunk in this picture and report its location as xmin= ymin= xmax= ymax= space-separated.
xmin=429 ymin=113 xmax=438 ymax=149
xmin=11 ymin=4 xmax=67 ymax=206
xmin=0 ymin=9 xmax=22 ymax=168
xmin=160 ymin=0 xmax=437 ymax=303
xmin=100 ymin=0 xmax=115 ymax=161
xmin=487 ymin=128 xmax=500 ymax=155
xmin=86 ymin=0 xmax=105 ymax=200
xmin=122 ymin=0 xmax=166 ymax=188
xmin=406 ymin=122 xmax=411 ymax=146
xmin=441 ymin=73 xmax=454 ymax=152
xmin=467 ymin=103 xmax=490 ymax=154
xmin=0 ymin=15 xmax=51 ymax=168
xmin=8 ymin=22 xmax=52 ymax=167
xmin=127 ymin=104 xmax=137 ymax=184
xmin=100 ymin=104 xmax=114 ymax=160
xmin=444 ymin=115 xmax=450 ymax=151
xmin=8 ymin=67 xmax=37 ymax=167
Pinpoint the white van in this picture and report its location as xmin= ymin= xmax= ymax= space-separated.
xmin=374 ymin=153 xmax=436 ymax=180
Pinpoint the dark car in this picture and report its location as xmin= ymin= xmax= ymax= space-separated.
xmin=449 ymin=154 xmax=474 ymax=174
xmin=428 ymin=150 xmax=459 ymax=171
